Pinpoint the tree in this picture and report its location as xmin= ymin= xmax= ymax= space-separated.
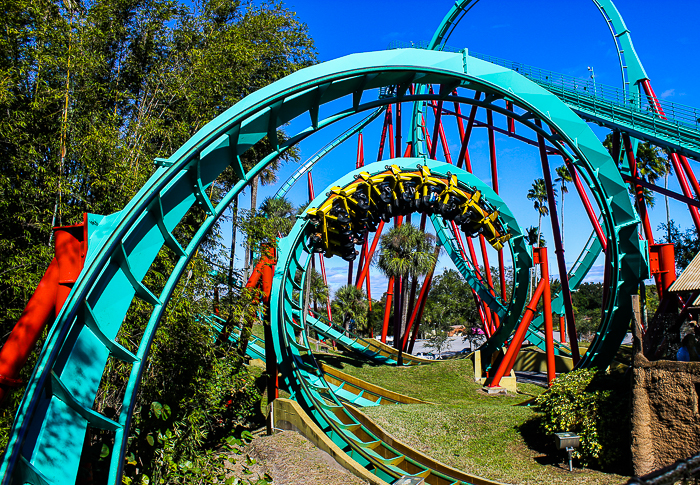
xmin=554 ymin=165 xmax=572 ymax=246
xmin=425 ymin=332 xmax=449 ymax=359
xmin=376 ymin=223 xmax=437 ymax=362
xmin=425 ymin=269 xmax=478 ymax=330
xmin=603 ymin=133 xmax=668 ymax=208
xmin=571 ymin=282 xmax=604 ymax=339
xmin=658 ymin=220 xmax=700 ymax=272
xmin=525 ymin=225 xmax=546 ymax=247
xmin=527 ymin=178 xmax=555 ymax=248
xmin=0 ymin=0 xmax=316 ymax=478
xmin=308 ymin=269 xmax=329 ymax=314
xmin=331 ymin=285 xmax=368 ymax=336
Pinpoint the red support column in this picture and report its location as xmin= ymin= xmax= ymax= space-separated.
xmin=649 ymin=243 xmax=677 ymax=301
xmin=670 ymin=152 xmax=700 ymax=232
xmin=456 ymin=92 xmax=481 ymax=170
xmin=640 ymin=80 xmax=700 ymax=232
xmin=623 ymin=134 xmax=655 ymax=243
xmin=559 ymin=315 xmax=567 ymax=344
xmin=395 ymin=101 xmax=402 ymax=158
xmin=680 ymin=155 xmax=700 ymax=202
xmin=489 ymin=275 xmax=547 ymax=388
xmin=0 ymin=215 xmax=88 ymax=404
xmin=564 ymin=158 xmax=607 ymax=252
xmin=0 ymin=259 xmax=59 ymax=403
xmin=453 ymin=92 xmax=466 ymax=140
xmin=377 ymin=106 xmax=392 ymax=161
xmin=403 ymin=272 xmax=430 ymax=352
xmin=538 ymin=247 xmax=556 ymax=385
xmin=505 ymin=100 xmax=515 ymax=134
xmin=478 ymin=234 xmax=499 ymax=330
xmin=356 ymin=220 xmax=385 ymax=289
xmin=381 ymin=276 xmax=394 ymax=344
xmin=388 ymin=106 xmax=395 ymax=159
xmin=486 ymin=109 xmax=507 ymax=301
xmin=430 ymin=97 xmax=443 ymax=160
xmin=214 ymin=287 xmax=220 ymax=316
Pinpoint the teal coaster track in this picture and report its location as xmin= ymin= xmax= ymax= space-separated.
xmin=2 ymin=0 xmax=698 ymax=483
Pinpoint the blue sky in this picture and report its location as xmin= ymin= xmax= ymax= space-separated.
xmin=228 ymin=0 xmax=700 ymax=298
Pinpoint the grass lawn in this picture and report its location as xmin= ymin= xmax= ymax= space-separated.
xmin=315 ymin=352 xmax=628 ymax=485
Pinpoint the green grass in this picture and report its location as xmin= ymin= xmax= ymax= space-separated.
xmin=315 ymin=353 xmax=627 ymax=485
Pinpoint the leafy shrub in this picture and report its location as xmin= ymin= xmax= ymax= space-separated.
xmin=535 ymin=368 xmax=629 ymax=471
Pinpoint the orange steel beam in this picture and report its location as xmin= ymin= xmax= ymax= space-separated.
xmin=0 ymin=214 xmax=88 ymax=404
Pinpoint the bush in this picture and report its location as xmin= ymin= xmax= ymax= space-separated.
xmin=535 ymin=368 xmax=629 ymax=471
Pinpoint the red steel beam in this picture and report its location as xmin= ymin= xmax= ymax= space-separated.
xmin=0 ymin=215 xmax=88 ymax=404
xmin=623 ymin=134 xmax=655 ymax=244
xmin=489 ymin=273 xmax=547 ymax=388
xmin=381 ymin=276 xmax=395 ymax=344
xmin=456 ymin=92 xmax=481 ymax=170
xmin=356 ymin=220 xmax=385 ymax=289
xmin=505 ymin=100 xmax=515 ymax=134
xmin=377 ymin=106 xmax=392 ymax=161
xmin=486 ymin=109 xmax=507 ymax=302
xmin=395 ymin=101 xmax=402 ymax=159
xmin=563 ymin=158 xmax=607 ymax=252
xmin=640 ymin=79 xmax=700 ymax=232
xmin=538 ymin=247 xmax=556 ymax=385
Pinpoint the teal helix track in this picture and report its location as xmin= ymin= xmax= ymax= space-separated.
xmin=3 ymin=0 xmax=698 ymax=483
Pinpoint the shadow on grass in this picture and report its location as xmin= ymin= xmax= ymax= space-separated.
xmin=313 ymin=351 xmax=386 ymax=370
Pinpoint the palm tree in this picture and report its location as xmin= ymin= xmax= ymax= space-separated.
xmin=635 ymin=141 xmax=669 ymax=209
xmin=554 ymin=165 xmax=572 ymax=247
xmin=331 ymin=285 xmax=369 ymax=336
xmin=527 ymin=178 xmax=555 ymax=248
xmin=376 ymin=224 xmax=437 ymax=362
xmin=309 ymin=269 xmax=329 ymax=314
xmin=525 ymin=226 xmax=546 ymax=247
xmin=603 ymin=133 xmax=668 ymax=209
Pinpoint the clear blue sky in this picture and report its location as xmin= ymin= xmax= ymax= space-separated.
xmin=238 ymin=0 xmax=700 ymax=297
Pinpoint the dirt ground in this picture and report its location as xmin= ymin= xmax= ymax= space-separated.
xmin=225 ymin=430 xmax=368 ymax=485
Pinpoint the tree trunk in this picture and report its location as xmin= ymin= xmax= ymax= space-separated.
xmin=397 ymin=274 xmax=411 ymax=365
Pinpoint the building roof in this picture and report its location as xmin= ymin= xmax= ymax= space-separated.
xmin=669 ymin=251 xmax=700 ymax=293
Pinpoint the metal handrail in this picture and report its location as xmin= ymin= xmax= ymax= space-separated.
xmin=388 ymin=41 xmax=700 ymax=132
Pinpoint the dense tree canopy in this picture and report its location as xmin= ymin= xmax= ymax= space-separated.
xmin=0 ymin=0 xmax=315 ymax=481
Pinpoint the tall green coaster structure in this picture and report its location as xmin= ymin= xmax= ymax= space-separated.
xmin=4 ymin=0 xmax=700 ymax=482
xmin=1 ymin=46 xmax=649 ymax=485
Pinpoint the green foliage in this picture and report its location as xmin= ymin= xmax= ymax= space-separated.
xmin=525 ymin=226 xmax=546 ymax=247
xmin=571 ymin=283 xmax=604 ymax=339
xmin=658 ymin=219 xmax=700 ymax=271
xmin=603 ymin=133 xmax=669 ymax=208
xmin=423 ymin=269 xmax=478 ymax=331
xmin=123 ymin=325 xmax=264 ymax=483
xmin=535 ymin=369 xmax=629 ymax=471
xmin=526 ymin=178 xmax=554 ymax=249
xmin=331 ymin=285 xmax=369 ymax=335
xmin=424 ymin=332 xmax=449 ymax=358
xmin=376 ymin=224 xmax=437 ymax=348
xmin=0 ymin=0 xmax=315 ymax=481
xmin=376 ymin=224 xmax=436 ymax=279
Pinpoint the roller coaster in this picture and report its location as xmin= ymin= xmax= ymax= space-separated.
xmin=1 ymin=0 xmax=698 ymax=483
